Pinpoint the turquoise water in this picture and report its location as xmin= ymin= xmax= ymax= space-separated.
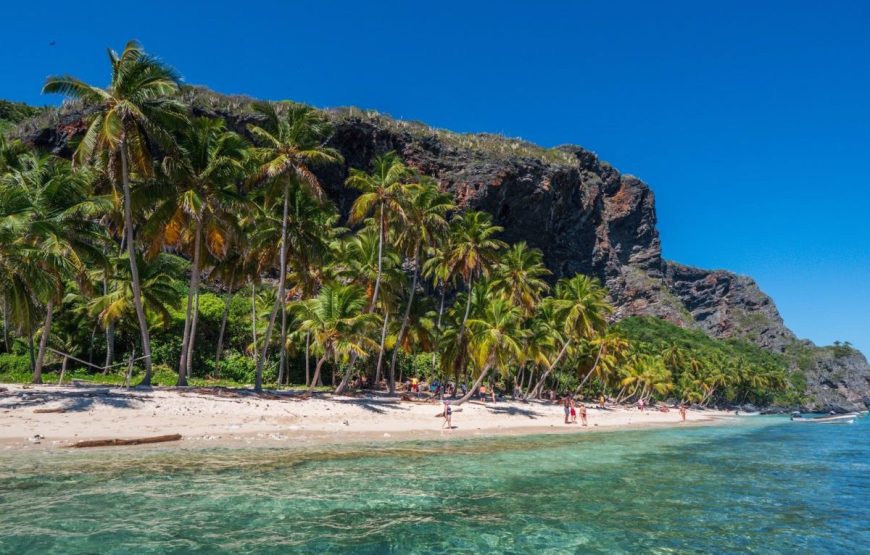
xmin=1 ymin=417 xmax=868 ymax=554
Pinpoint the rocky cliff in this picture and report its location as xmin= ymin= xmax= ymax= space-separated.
xmin=11 ymin=88 xmax=870 ymax=410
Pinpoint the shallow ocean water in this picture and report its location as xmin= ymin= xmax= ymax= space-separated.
xmin=0 ymin=415 xmax=867 ymax=554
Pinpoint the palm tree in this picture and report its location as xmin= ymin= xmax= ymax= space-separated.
xmin=346 ymin=152 xmax=413 ymax=312
xmin=529 ymin=274 xmax=611 ymax=397
xmin=247 ymin=101 xmax=341 ymax=391
xmin=146 ymin=117 xmax=247 ymax=385
xmin=43 ymin=40 xmax=185 ymax=385
xmin=443 ymin=211 xmax=506 ymax=380
xmin=294 ymin=283 xmax=378 ymax=392
xmin=491 ymin=242 xmax=550 ymax=314
xmin=1 ymin=154 xmax=107 ymax=382
xmin=387 ymin=179 xmax=453 ymax=393
xmin=453 ymin=298 xmax=526 ymax=405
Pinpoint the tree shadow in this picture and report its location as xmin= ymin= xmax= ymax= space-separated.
xmin=332 ymin=397 xmax=408 ymax=414
xmin=486 ymin=405 xmax=542 ymax=419
xmin=0 ymin=388 xmax=144 ymax=412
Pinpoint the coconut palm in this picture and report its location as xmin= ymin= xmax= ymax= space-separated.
xmin=144 ymin=117 xmax=247 ymax=384
xmin=247 ymin=101 xmax=341 ymax=391
xmin=1 ymin=154 xmax=107 ymax=382
xmin=529 ymin=274 xmax=611 ymax=397
xmin=443 ymin=211 xmax=506 ymax=380
xmin=42 ymin=40 xmax=185 ymax=385
xmin=453 ymin=298 xmax=527 ymax=405
xmin=490 ymin=242 xmax=550 ymax=314
xmin=346 ymin=151 xmax=413 ymax=312
xmin=387 ymin=179 xmax=453 ymax=392
xmin=294 ymin=283 xmax=378 ymax=392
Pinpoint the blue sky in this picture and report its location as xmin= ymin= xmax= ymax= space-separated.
xmin=2 ymin=0 xmax=868 ymax=354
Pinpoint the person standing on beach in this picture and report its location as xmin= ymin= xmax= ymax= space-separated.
xmin=442 ymin=401 xmax=453 ymax=429
xmin=679 ymin=403 xmax=687 ymax=422
xmin=569 ymin=397 xmax=577 ymax=424
xmin=579 ymin=403 xmax=588 ymax=426
xmin=563 ymin=396 xmax=571 ymax=424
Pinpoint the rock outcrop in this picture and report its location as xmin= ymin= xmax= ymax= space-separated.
xmin=10 ymin=88 xmax=869 ymax=410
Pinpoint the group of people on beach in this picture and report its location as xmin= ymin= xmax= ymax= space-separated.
xmin=562 ymin=395 xmax=588 ymax=426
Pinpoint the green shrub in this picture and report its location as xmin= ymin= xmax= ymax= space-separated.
xmin=0 ymin=353 xmax=32 ymax=382
xmin=212 ymin=351 xmax=256 ymax=384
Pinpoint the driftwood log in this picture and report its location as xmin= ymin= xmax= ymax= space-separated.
xmin=33 ymin=408 xmax=67 ymax=414
xmin=67 ymin=434 xmax=182 ymax=448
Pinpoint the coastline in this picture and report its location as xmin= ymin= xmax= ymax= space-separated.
xmin=0 ymin=383 xmax=737 ymax=452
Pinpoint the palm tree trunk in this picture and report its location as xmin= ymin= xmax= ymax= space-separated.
xmin=528 ymin=338 xmax=571 ymax=399
xmin=373 ymin=313 xmax=390 ymax=386
xmin=1 ymin=298 xmax=9 ymax=352
xmin=88 ymin=325 xmax=97 ymax=365
xmin=370 ymin=203 xmax=385 ymax=311
xmin=278 ymin=299 xmax=287 ymax=385
xmin=255 ymin=184 xmax=291 ymax=391
xmin=178 ymin=219 xmax=203 ymax=385
xmin=305 ymin=330 xmax=311 ymax=387
xmin=186 ymin=291 xmax=199 ymax=379
xmin=308 ymin=354 xmax=328 ymax=392
xmin=104 ymin=320 xmax=115 ymax=373
xmin=119 ymin=143 xmax=153 ymax=385
xmin=58 ymin=355 xmax=68 ymax=385
xmin=452 ymin=275 xmax=475 ymax=383
xmin=388 ymin=245 xmax=420 ymax=394
xmin=214 ymin=287 xmax=233 ymax=378
xmin=250 ymin=281 xmax=258 ymax=365
xmin=453 ymin=363 xmax=492 ymax=406
xmin=575 ymin=343 xmax=605 ymax=394
xmin=33 ymin=299 xmax=54 ymax=384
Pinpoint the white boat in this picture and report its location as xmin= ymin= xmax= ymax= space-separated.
xmin=791 ymin=413 xmax=858 ymax=424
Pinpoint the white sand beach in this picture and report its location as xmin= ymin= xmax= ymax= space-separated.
xmin=0 ymin=384 xmax=735 ymax=451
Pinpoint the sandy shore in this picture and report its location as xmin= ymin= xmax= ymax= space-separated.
xmin=0 ymin=383 xmax=735 ymax=451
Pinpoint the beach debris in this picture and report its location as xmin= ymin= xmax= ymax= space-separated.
xmin=66 ymin=433 xmax=182 ymax=448
xmin=342 ymin=420 xmax=349 ymax=426
xmin=34 ymin=408 xmax=67 ymax=414
xmin=28 ymin=434 xmax=44 ymax=444
xmin=269 ymin=433 xmax=287 ymax=440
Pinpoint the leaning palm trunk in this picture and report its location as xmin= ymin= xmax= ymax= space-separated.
xmin=453 ymin=363 xmax=492 ymax=406
xmin=388 ymin=246 xmax=420 ymax=394
xmin=32 ymin=299 xmax=54 ymax=384
xmin=528 ymin=338 xmax=571 ymax=399
xmin=57 ymin=355 xmax=68 ymax=385
xmin=256 ymin=185 xmax=291 ymax=391
xmin=178 ymin=220 xmax=204 ymax=385
xmin=308 ymin=354 xmax=329 ymax=393
xmin=575 ymin=344 xmax=605 ymax=394
xmin=120 ymin=144 xmax=154 ymax=385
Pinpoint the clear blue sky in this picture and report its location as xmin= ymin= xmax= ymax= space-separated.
xmin=2 ymin=0 xmax=868 ymax=354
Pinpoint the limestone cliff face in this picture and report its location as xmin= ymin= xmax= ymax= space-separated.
xmin=12 ymin=89 xmax=869 ymax=410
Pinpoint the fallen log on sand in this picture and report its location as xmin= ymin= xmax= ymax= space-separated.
xmin=33 ymin=408 xmax=67 ymax=414
xmin=67 ymin=434 xmax=182 ymax=448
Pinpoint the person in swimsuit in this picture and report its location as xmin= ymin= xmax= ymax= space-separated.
xmin=570 ymin=398 xmax=577 ymax=424
xmin=563 ymin=396 xmax=571 ymax=424
xmin=579 ymin=403 xmax=588 ymax=426
xmin=442 ymin=401 xmax=452 ymax=429
xmin=679 ymin=403 xmax=687 ymax=422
